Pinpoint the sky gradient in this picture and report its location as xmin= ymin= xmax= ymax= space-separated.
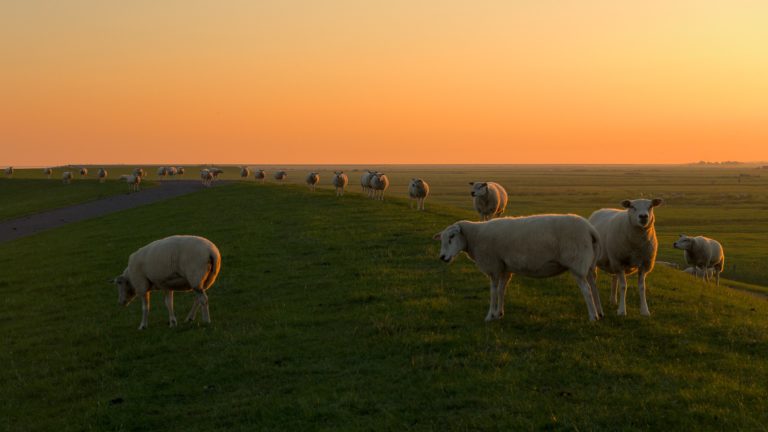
xmin=2 ymin=0 xmax=767 ymax=165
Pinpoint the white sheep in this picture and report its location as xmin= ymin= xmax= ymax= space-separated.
xmin=132 ymin=168 xmax=145 ymax=178
xmin=673 ymin=234 xmax=725 ymax=285
xmin=98 ymin=168 xmax=108 ymax=183
xmin=209 ymin=168 xmax=224 ymax=181
xmin=360 ymin=170 xmax=374 ymax=195
xmin=62 ymin=171 xmax=73 ymax=184
xmin=683 ymin=266 xmax=716 ymax=279
xmin=274 ymin=170 xmax=287 ymax=181
xmin=157 ymin=167 xmax=167 ymax=178
xmin=434 ymin=215 xmax=603 ymax=321
xmin=470 ymin=182 xmax=508 ymax=221
xmin=588 ymin=198 xmax=663 ymax=316
xmin=4 ymin=166 xmax=12 ymax=178
xmin=119 ymin=174 xmax=141 ymax=192
xmin=332 ymin=171 xmax=348 ymax=196
xmin=112 ymin=235 xmax=221 ymax=329
xmin=240 ymin=167 xmax=250 ymax=179
xmin=43 ymin=167 xmax=53 ymax=179
xmin=306 ymin=172 xmax=320 ymax=191
xmin=408 ymin=178 xmax=430 ymax=210
xmin=79 ymin=167 xmax=88 ymax=177
xmin=200 ymin=169 xmax=213 ymax=187
xmin=254 ymin=169 xmax=266 ymax=183
xmin=369 ymin=172 xmax=389 ymax=200
xmin=167 ymin=166 xmax=178 ymax=176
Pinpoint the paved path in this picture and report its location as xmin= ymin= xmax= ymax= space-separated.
xmin=0 ymin=180 xmax=214 ymax=244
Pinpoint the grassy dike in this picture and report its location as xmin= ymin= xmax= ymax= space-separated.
xmin=1 ymin=182 xmax=766 ymax=431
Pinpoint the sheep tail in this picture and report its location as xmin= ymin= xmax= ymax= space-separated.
xmin=203 ymin=252 xmax=221 ymax=290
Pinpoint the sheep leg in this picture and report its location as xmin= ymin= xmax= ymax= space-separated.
xmin=574 ymin=274 xmax=598 ymax=321
xmin=164 ymin=290 xmax=177 ymax=327
xmin=195 ymin=290 xmax=211 ymax=323
xmin=139 ymin=292 xmax=151 ymax=330
xmin=485 ymin=276 xmax=499 ymax=322
xmin=185 ymin=297 xmax=200 ymax=322
xmin=616 ymin=272 xmax=628 ymax=316
xmin=587 ymin=267 xmax=604 ymax=318
xmin=610 ymin=275 xmax=619 ymax=305
xmin=496 ymin=273 xmax=512 ymax=319
xmin=638 ymin=271 xmax=650 ymax=316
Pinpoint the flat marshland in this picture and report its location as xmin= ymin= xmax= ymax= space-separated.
xmin=1 ymin=164 xmax=767 ymax=430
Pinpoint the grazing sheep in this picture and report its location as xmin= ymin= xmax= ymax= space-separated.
xmin=254 ymin=169 xmax=266 ymax=183
xmin=4 ymin=167 xmax=12 ymax=178
xmin=369 ymin=172 xmax=389 ymax=200
xmin=119 ymin=174 xmax=141 ymax=192
xmin=176 ymin=167 xmax=185 ymax=175
xmin=240 ymin=167 xmax=250 ymax=179
xmin=132 ymin=168 xmax=145 ymax=178
xmin=79 ymin=167 xmax=88 ymax=176
xmin=588 ymin=198 xmax=663 ymax=316
xmin=408 ymin=178 xmax=430 ymax=210
xmin=112 ymin=235 xmax=221 ymax=330
xmin=167 ymin=166 xmax=178 ymax=176
xmin=434 ymin=215 xmax=603 ymax=321
xmin=274 ymin=170 xmax=287 ymax=181
xmin=43 ymin=167 xmax=53 ymax=179
xmin=200 ymin=169 xmax=213 ymax=187
xmin=332 ymin=171 xmax=348 ymax=196
xmin=157 ymin=167 xmax=167 ymax=178
xmin=305 ymin=172 xmax=320 ymax=191
xmin=98 ymin=168 xmax=108 ymax=183
xmin=673 ymin=234 xmax=725 ymax=285
xmin=209 ymin=168 xmax=224 ymax=181
xmin=62 ymin=171 xmax=73 ymax=184
xmin=469 ymin=182 xmax=508 ymax=221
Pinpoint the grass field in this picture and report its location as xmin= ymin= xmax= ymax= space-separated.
xmin=1 ymin=177 xmax=767 ymax=431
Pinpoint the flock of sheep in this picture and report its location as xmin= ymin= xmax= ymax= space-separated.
xmin=99 ymin=169 xmax=727 ymax=329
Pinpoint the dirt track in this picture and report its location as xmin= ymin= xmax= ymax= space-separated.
xmin=0 ymin=180 xmax=214 ymax=244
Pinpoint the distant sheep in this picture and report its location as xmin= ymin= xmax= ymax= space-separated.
xmin=79 ymin=167 xmax=88 ymax=177
xmin=112 ymin=235 xmax=221 ymax=329
xmin=274 ymin=170 xmax=287 ymax=181
xmin=470 ymin=182 xmax=508 ymax=221
xmin=369 ymin=172 xmax=389 ymax=200
xmin=589 ymin=198 xmax=663 ymax=316
xmin=305 ymin=172 xmax=320 ymax=191
xmin=360 ymin=170 xmax=374 ymax=195
xmin=132 ymin=168 xmax=145 ymax=178
xmin=254 ymin=169 xmax=266 ymax=183
xmin=119 ymin=174 xmax=141 ymax=192
xmin=408 ymin=178 xmax=430 ymax=210
xmin=62 ymin=171 xmax=73 ymax=184
xmin=210 ymin=168 xmax=224 ymax=181
xmin=673 ymin=234 xmax=725 ymax=285
xmin=332 ymin=171 xmax=348 ymax=196
xmin=240 ymin=167 xmax=250 ymax=179
xmin=157 ymin=167 xmax=167 ymax=178
xmin=167 ymin=167 xmax=178 ymax=176
xmin=43 ymin=167 xmax=53 ymax=179
xmin=98 ymin=168 xmax=108 ymax=183
xmin=434 ymin=215 xmax=603 ymax=321
xmin=176 ymin=167 xmax=185 ymax=175
xmin=4 ymin=166 xmax=12 ymax=178
xmin=200 ymin=169 xmax=213 ymax=187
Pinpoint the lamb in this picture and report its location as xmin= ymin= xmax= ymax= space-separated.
xmin=62 ymin=171 xmax=73 ymax=184
xmin=240 ymin=167 xmax=250 ymax=179
xmin=434 ymin=215 xmax=603 ymax=321
xmin=274 ymin=170 xmax=287 ymax=181
xmin=332 ymin=171 xmax=348 ymax=196
xmin=673 ymin=234 xmax=725 ymax=285
xmin=157 ymin=167 xmax=167 ymax=178
xmin=470 ymin=182 xmax=508 ymax=221
xmin=111 ymin=235 xmax=221 ymax=330
xmin=254 ymin=169 xmax=266 ymax=183
xmin=369 ymin=172 xmax=389 ymax=200
xmin=360 ymin=170 xmax=375 ymax=195
xmin=200 ymin=169 xmax=213 ymax=187
xmin=305 ymin=172 xmax=320 ymax=191
xmin=43 ymin=167 xmax=53 ymax=179
xmin=132 ymin=168 xmax=145 ymax=178
xmin=79 ymin=167 xmax=88 ymax=176
xmin=98 ymin=168 xmax=108 ymax=183
xmin=119 ymin=174 xmax=141 ymax=192
xmin=4 ymin=167 xmax=12 ymax=178
xmin=408 ymin=178 xmax=430 ymax=210
xmin=588 ymin=198 xmax=663 ymax=316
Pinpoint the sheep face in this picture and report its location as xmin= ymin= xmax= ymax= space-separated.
xmin=433 ymin=224 xmax=466 ymax=263
xmin=673 ymin=235 xmax=694 ymax=250
xmin=621 ymin=198 xmax=662 ymax=229
xmin=114 ymin=275 xmax=136 ymax=306
xmin=469 ymin=182 xmax=489 ymax=198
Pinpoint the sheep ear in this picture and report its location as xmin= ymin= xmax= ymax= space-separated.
xmin=468 ymin=182 xmax=474 ymax=185
xmin=481 ymin=182 xmax=487 ymax=187
xmin=652 ymin=198 xmax=664 ymax=207
xmin=621 ymin=200 xmax=632 ymax=208
xmin=432 ymin=233 xmax=442 ymax=241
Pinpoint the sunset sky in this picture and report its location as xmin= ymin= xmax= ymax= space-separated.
xmin=2 ymin=0 xmax=767 ymax=165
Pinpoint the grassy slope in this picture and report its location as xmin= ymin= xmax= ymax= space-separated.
xmin=1 ymin=183 xmax=767 ymax=431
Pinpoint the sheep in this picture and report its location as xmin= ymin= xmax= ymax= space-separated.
xmin=683 ymin=266 xmax=716 ymax=279
xmin=408 ymin=178 xmax=430 ymax=210
xmin=332 ymin=171 xmax=348 ymax=196
xmin=469 ymin=182 xmax=508 ymax=221
xmin=588 ymin=198 xmax=663 ymax=316
xmin=119 ymin=174 xmax=141 ymax=192
xmin=79 ymin=167 xmax=88 ymax=177
xmin=434 ymin=215 xmax=603 ymax=321
xmin=305 ymin=172 xmax=320 ymax=191
xmin=360 ymin=170 xmax=375 ymax=195
xmin=167 ymin=166 xmax=178 ymax=176
xmin=209 ymin=168 xmax=224 ymax=181
xmin=673 ymin=234 xmax=725 ymax=285
xmin=274 ymin=170 xmax=287 ymax=181
xmin=369 ymin=172 xmax=389 ymax=200
xmin=98 ymin=168 xmax=108 ymax=183
xmin=200 ymin=169 xmax=213 ymax=187
xmin=240 ymin=167 xmax=250 ymax=179
xmin=43 ymin=167 xmax=53 ymax=179
xmin=4 ymin=166 xmax=12 ymax=178
xmin=254 ymin=169 xmax=266 ymax=183
xmin=176 ymin=167 xmax=185 ymax=175
xmin=111 ymin=235 xmax=221 ymax=330
xmin=157 ymin=166 xmax=167 ymax=178
xmin=132 ymin=168 xmax=145 ymax=178
xmin=62 ymin=171 xmax=73 ymax=184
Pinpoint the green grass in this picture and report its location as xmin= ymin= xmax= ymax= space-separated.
xmin=1 ymin=182 xmax=767 ymax=431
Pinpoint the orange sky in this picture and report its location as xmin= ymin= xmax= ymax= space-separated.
xmin=2 ymin=0 xmax=767 ymax=165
